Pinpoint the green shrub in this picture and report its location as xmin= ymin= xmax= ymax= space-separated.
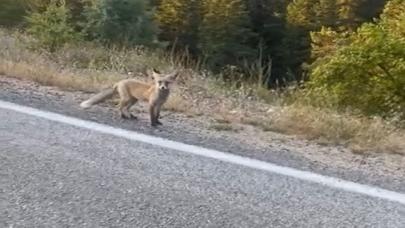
xmin=308 ymin=0 xmax=405 ymax=118
xmin=26 ymin=0 xmax=81 ymax=51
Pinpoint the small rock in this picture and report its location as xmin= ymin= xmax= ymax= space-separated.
xmin=267 ymin=108 xmax=275 ymax=113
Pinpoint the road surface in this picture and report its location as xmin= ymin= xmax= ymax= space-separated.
xmin=1 ymin=101 xmax=405 ymax=227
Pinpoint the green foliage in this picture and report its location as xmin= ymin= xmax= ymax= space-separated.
xmin=26 ymin=0 xmax=81 ymax=51
xmin=199 ymin=0 xmax=257 ymax=71
xmin=284 ymin=0 xmax=328 ymax=80
xmin=340 ymin=0 xmax=387 ymax=30
xmin=315 ymin=0 xmax=338 ymax=27
xmin=380 ymin=0 xmax=405 ymax=38
xmin=0 ymin=0 xmax=28 ymax=27
xmin=308 ymin=0 xmax=405 ymax=118
xmin=287 ymin=0 xmax=318 ymax=29
xmin=310 ymin=26 xmax=351 ymax=60
xmin=155 ymin=0 xmax=201 ymax=53
xmin=82 ymin=0 xmax=159 ymax=47
xmin=284 ymin=0 xmax=387 ymax=80
xmin=3 ymin=0 xmax=403 ymax=120
xmin=1 ymin=0 xmax=388 ymax=88
xmin=245 ymin=0 xmax=290 ymax=85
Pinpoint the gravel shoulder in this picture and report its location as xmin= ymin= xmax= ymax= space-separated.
xmin=3 ymin=106 xmax=405 ymax=227
xmin=1 ymin=76 xmax=404 ymax=192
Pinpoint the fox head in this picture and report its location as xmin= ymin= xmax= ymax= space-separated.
xmin=149 ymin=68 xmax=179 ymax=91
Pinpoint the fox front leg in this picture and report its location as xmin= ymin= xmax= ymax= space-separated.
xmin=155 ymin=104 xmax=163 ymax=125
xmin=149 ymin=104 xmax=159 ymax=127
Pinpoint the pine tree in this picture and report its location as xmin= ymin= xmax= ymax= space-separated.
xmin=155 ymin=0 xmax=201 ymax=53
xmin=283 ymin=0 xmax=318 ymax=80
xmin=26 ymin=0 xmax=81 ymax=51
xmin=287 ymin=0 xmax=339 ymax=28
xmin=82 ymin=0 xmax=159 ymax=47
xmin=336 ymin=0 xmax=387 ymax=30
xmin=286 ymin=0 xmax=318 ymax=29
xmin=244 ymin=0 xmax=291 ymax=85
xmin=315 ymin=0 xmax=339 ymax=27
xmin=336 ymin=0 xmax=361 ymax=29
xmin=199 ymin=0 xmax=257 ymax=70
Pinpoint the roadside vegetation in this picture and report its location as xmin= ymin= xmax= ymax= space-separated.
xmin=0 ymin=0 xmax=404 ymax=154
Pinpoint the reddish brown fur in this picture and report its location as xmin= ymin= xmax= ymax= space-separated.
xmin=80 ymin=69 xmax=178 ymax=126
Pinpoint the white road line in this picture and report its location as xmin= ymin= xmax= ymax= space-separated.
xmin=1 ymin=100 xmax=405 ymax=205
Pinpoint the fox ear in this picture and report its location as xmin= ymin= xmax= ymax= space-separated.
xmin=148 ymin=68 xmax=161 ymax=80
xmin=152 ymin=68 xmax=161 ymax=74
xmin=166 ymin=70 xmax=179 ymax=81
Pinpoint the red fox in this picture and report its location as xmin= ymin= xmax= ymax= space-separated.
xmin=80 ymin=69 xmax=178 ymax=126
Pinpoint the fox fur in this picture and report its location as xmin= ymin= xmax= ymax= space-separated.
xmin=80 ymin=69 xmax=178 ymax=126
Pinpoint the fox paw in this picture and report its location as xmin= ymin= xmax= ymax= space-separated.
xmin=130 ymin=114 xmax=138 ymax=120
xmin=120 ymin=113 xmax=129 ymax=119
xmin=151 ymin=121 xmax=162 ymax=127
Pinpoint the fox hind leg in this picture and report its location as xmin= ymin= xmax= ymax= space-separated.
xmin=127 ymin=98 xmax=138 ymax=119
xmin=117 ymin=86 xmax=138 ymax=120
xmin=118 ymin=98 xmax=132 ymax=119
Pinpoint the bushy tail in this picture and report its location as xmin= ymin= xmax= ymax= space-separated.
xmin=80 ymin=87 xmax=116 ymax=109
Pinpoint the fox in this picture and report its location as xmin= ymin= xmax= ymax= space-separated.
xmin=80 ymin=69 xmax=178 ymax=127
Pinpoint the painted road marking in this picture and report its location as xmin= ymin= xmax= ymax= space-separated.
xmin=1 ymin=100 xmax=405 ymax=205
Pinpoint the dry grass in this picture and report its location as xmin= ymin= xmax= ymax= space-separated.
xmin=0 ymin=30 xmax=125 ymax=91
xmin=241 ymin=118 xmax=273 ymax=132
xmin=214 ymin=118 xmax=232 ymax=124
xmin=1 ymin=28 xmax=404 ymax=155
xmin=209 ymin=123 xmax=238 ymax=132
xmin=267 ymin=104 xmax=405 ymax=154
xmin=163 ymin=93 xmax=192 ymax=113
xmin=0 ymin=59 xmax=121 ymax=91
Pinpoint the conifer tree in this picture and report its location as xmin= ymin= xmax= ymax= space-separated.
xmin=155 ymin=0 xmax=201 ymax=53
xmin=26 ymin=0 xmax=80 ymax=51
xmin=199 ymin=0 xmax=257 ymax=70
xmin=245 ymin=0 xmax=290 ymax=84
xmin=315 ymin=0 xmax=339 ymax=27
xmin=82 ymin=0 xmax=159 ymax=47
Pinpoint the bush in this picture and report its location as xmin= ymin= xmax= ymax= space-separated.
xmin=308 ymin=0 xmax=405 ymax=118
xmin=26 ymin=0 xmax=81 ymax=51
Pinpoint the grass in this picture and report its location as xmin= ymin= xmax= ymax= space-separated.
xmin=162 ymin=93 xmax=192 ymax=114
xmin=209 ymin=123 xmax=239 ymax=132
xmin=239 ymin=104 xmax=404 ymax=154
xmin=241 ymin=118 xmax=273 ymax=132
xmin=214 ymin=118 xmax=232 ymax=124
xmin=1 ymin=28 xmax=404 ymax=155
xmin=0 ymin=59 xmax=120 ymax=91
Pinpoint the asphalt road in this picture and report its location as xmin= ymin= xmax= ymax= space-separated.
xmin=1 ymin=104 xmax=405 ymax=227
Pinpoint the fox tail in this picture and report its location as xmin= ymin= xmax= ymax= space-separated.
xmin=80 ymin=86 xmax=116 ymax=109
